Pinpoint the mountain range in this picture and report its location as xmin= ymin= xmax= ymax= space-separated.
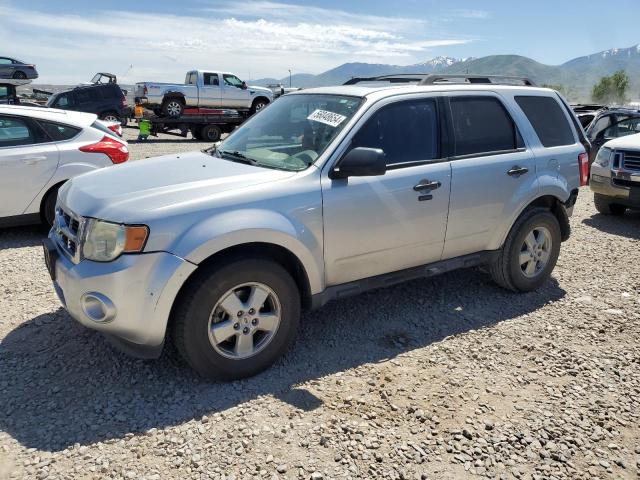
xmin=253 ymin=45 xmax=640 ymax=101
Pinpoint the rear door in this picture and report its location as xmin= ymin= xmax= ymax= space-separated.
xmin=442 ymin=93 xmax=537 ymax=259
xmin=0 ymin=57 xmax=13 ymax=78
xmin=0 ymin=115 xmax=59 ymax=217
xmin=198 ymin=72 xmax=222 ymax=107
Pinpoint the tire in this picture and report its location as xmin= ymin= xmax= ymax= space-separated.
xmin=100 ymin=111 xmax=120 ymax=123
xmin=250 ymin=98 xmax=269 ymax=115
xmin=490 ymin=208 xmax=561 ymax=292
xmin=41 ymin=185 xmax=61 ymax=227
xmin=172 ymin=257 xmax=301 ymax=380
xmin=162 ymin=98 xmax=184 ymax=117
xmin=594 ymin=194 xmax=626 ymax=216
xmin=199 ymin=124 xmax=222 ymax=142
xmin=12 ymin=71 xmax=27 ymax=80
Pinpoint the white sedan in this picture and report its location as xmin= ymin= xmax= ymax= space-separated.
xmin=0 ymin=105 xmax=128 ymax=227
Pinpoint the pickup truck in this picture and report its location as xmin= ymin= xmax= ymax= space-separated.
xmin=135 ymin=70 xmax=274 ymax=117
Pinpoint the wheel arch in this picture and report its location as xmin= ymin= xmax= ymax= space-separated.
xmin=252 ymin=96 xmax=270 ymax=107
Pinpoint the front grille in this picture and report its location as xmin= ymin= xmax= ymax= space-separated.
xmin=53 ymin=205 xmax=84 ymax=263
xmin=621 ymin=150 xmax=640 ymax=172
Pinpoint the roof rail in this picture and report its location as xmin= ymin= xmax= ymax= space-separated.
xmin=343 ymin=74 xmax=433 ymax=86
xmin=343 ymin=74 xmax=536 ymax=87
xmin=418 ymin=74 xmax=536 ymax=86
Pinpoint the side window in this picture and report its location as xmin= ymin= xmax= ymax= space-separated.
xmin=450 ymin=96 xmax=522 ymax=156
xmin=203 ymin=73 xmax=219 ymax=86
xmin=589 ymin=115 xmax=612 ymax=139
xmin=186 ymin=72 xmax=196 ymax=85
xmin=223 ymin=74 xmax=243 ymax=88
xmin=603 ymin=117 xmax=640 ymax=139
xmin=55 ymin=93 xmax=73 ymax=108
xmin=0 ymin=58 xmax=11 ymax=65
xmin=351 ymin=99 xmax=439 ymax=166
xmin=515 ymin=96 xmax=575 ymax=147
xmin=38 ymin=121 xmax=81 ymax=141
xmin=0 ymin=86 xmax=8 ymax=100
xmin=0 ymin=116 xmax=37 ymax=147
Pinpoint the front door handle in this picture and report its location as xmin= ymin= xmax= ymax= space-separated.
xmin=413 ymin=179 xmax=441 ymax=191
xmin=22 ymin=156 xmax=48 ymax=165
xmin=507 ymin=166 xmax=529 ymax=177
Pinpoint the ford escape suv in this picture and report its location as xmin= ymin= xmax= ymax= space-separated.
xmin=43 ymin=76 xmax=587 ymax=380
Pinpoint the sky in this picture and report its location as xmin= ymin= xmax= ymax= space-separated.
xmin=1 ymin=0 xmax=639 ymax=84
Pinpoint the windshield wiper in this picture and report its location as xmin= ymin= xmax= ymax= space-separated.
xmin=217 ymin=149 xmax=259 ymax=166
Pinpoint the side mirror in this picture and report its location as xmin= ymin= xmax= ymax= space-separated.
xmin=241 ymin=81 xmax=248 ymax=90
xmin=330 ymin=147 xmax=386 ymax=179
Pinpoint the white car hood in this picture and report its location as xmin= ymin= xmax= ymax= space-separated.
xmin=60 ymin=150 xmax=296 ymax=223
xmin=249 ymin=85 xmax=273 ymax=97
xmin=604 ymin=132 xmax=640 ymax=150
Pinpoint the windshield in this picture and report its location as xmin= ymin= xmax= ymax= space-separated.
xmin=216 ymin=94 xmax=363 ymax=171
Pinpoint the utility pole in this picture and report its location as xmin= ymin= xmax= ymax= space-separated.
xmin=288 ymin=69 xmax=292 ymax=88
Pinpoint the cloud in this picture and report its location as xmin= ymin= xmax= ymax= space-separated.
xmin=0 ymin=1 xmax=476 ymax=84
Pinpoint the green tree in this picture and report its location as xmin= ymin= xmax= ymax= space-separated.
xmin=592 ymin=70 xmax=629 ymax=104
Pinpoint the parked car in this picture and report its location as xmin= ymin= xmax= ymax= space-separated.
xmin=571 ymin=104 xmax=606 ymax=128
xmin=585 ymin=107 xmax=640 ymax=166
xmin=135 ymin=70 xmax=273 ymax=117
xmin=44 ymin=78 xmax=586 ymax=380
xmin=590 ymin=132 xmax=640 ymax=215
xmin=0 ymin=105 xmax=129 ymax=227
xmin=0 ymin=57 xmax=38 ymax=80
xmin=46 ymin=81 xmax=131 ymax=125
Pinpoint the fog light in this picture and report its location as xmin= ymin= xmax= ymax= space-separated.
xmin=590 ymin=174 xmax=605 ymax=183
xmin=81 ymin=292 xmax=116 ymax=323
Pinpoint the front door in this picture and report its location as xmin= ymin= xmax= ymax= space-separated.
xmin=0 ymin=115 xmax=59 ymax=218
xmin=322 ymin=96 xmax=451 ymax=286
xmin=221 ymin=74 xmax=249 ymax=108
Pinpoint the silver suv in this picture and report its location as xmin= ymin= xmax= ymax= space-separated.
xmin=44 ymin=78 xmax=588 ymax=380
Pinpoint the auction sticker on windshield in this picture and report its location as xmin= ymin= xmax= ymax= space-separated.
xmin=307 ymin=109 xmax=347 ymax=127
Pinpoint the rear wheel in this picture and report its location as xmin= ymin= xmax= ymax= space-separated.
xmin=12 ymin=71 xmax=27 ymax=80
xmin=172 ymin=258 xmax=300 ymax=380
xmin=199 ymin=124 xmax=222 ymax=142
xmin=100 ymin=111 xmax=120 ymax=123
xmin=594 ymin=194 xmax=626 ymax=216
xmin=490 ymin=208 xmax=561 ymax=292
xmin=162 ymin=98 xmax=184 ymax=117
xmin=41 ymin=185 xmax=61 ymax=227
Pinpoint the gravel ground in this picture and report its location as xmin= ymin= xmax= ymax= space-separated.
xmin=0 ymin=133 xmax=639 ymax=480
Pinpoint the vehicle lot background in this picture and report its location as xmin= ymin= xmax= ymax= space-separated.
xmin=0 ymin=131 xmax=639 ymax=479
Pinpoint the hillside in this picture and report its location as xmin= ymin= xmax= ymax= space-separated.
xmin=253 ymin=45 xmax=640 ymax=101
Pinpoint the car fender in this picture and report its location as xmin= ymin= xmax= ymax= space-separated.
xmin=23 ymin=160 xmax=108 ymax=215
xmin=488 ymin=173 xmax=571 ymax=250
xmin=171 ymin=208 xmax=324 ymax=295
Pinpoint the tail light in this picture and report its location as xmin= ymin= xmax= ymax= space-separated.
xmin=79 ymin=136 xmax=129 ymax=164
xmin=578 ymin=152 xmax=589 ymax=186
xmin=143 ymin=85 xmax=148 ymax=96
xmin=107 ymin=123 xmax=123 ymax=137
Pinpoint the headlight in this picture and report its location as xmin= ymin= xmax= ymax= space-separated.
xmin=82 ymin=219 xmax=149 ymax=262
xmin=593 ymin=147 xmax=611 ymax=167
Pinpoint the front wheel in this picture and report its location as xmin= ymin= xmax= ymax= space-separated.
xmin=172 ymin=258 xmax=301 ymax=380
xmin=594 ymin=194 xmax=626 ymax=216
xmin=199 ymin=124 xmax=221 ymax=142
xmin=490 ymin=208 xmax=561 ymax=292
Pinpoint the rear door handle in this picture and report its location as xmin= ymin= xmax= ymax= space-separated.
xmin=507 ymin=166 xmax=528 ymax=177
xmin=22 ymin=156 xmax=48 ymax=165
xmin=413 ymin=179 xmax=441 ymax=191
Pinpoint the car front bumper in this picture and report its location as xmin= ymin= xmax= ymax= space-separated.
xmin=45 ymin=233 xmax=197 ymax=358
xmin=590 ymin=169 xmax=640 ymax=208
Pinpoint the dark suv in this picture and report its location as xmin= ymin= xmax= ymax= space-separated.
xmin=585 ymin=107 xmax=640 ymax=165
xmin=46 ymin=83 xmax=131 ymax=125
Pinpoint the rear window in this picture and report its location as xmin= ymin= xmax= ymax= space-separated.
xmin=450 ymin=96 xmax=522 ymax=156
xmin=39 ymin=121 xmax=81 ymax=141
xmin=516 ymin=96 xmax=575 ymax=147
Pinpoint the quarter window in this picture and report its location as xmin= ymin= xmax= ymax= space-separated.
xmin=39 ymin=121 xmax=81 ymax=141
xmin=515 ymin=96 xmax=575 ymax=147
xmin=450 ymin=96 xmax=521 ymax=156
xmin=0 ymin=116 xmax=37 ymax=147
xmin=351 ymin=99 xmax=440 ymax=166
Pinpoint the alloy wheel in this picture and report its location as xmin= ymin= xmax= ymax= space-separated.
xmin=519 ymin=226 xmax=552 ymax=278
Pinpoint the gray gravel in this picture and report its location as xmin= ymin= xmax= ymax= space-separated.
xmin=1 ymin=133 xmax=639 ymax=479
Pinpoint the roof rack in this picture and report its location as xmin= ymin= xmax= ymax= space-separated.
xmin=343 ymin=74 xmax=536 ymax=87
xmin=418 ymin=74 xmax=536 ymax=86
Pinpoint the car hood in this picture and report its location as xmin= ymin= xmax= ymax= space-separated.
xmin=248 ymin=85 xmax=274 ymax=97
xmin=604 ymin=132 xmax=640 ymax=150
xmin=60 ymin=150 xmax=297 ymax=223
